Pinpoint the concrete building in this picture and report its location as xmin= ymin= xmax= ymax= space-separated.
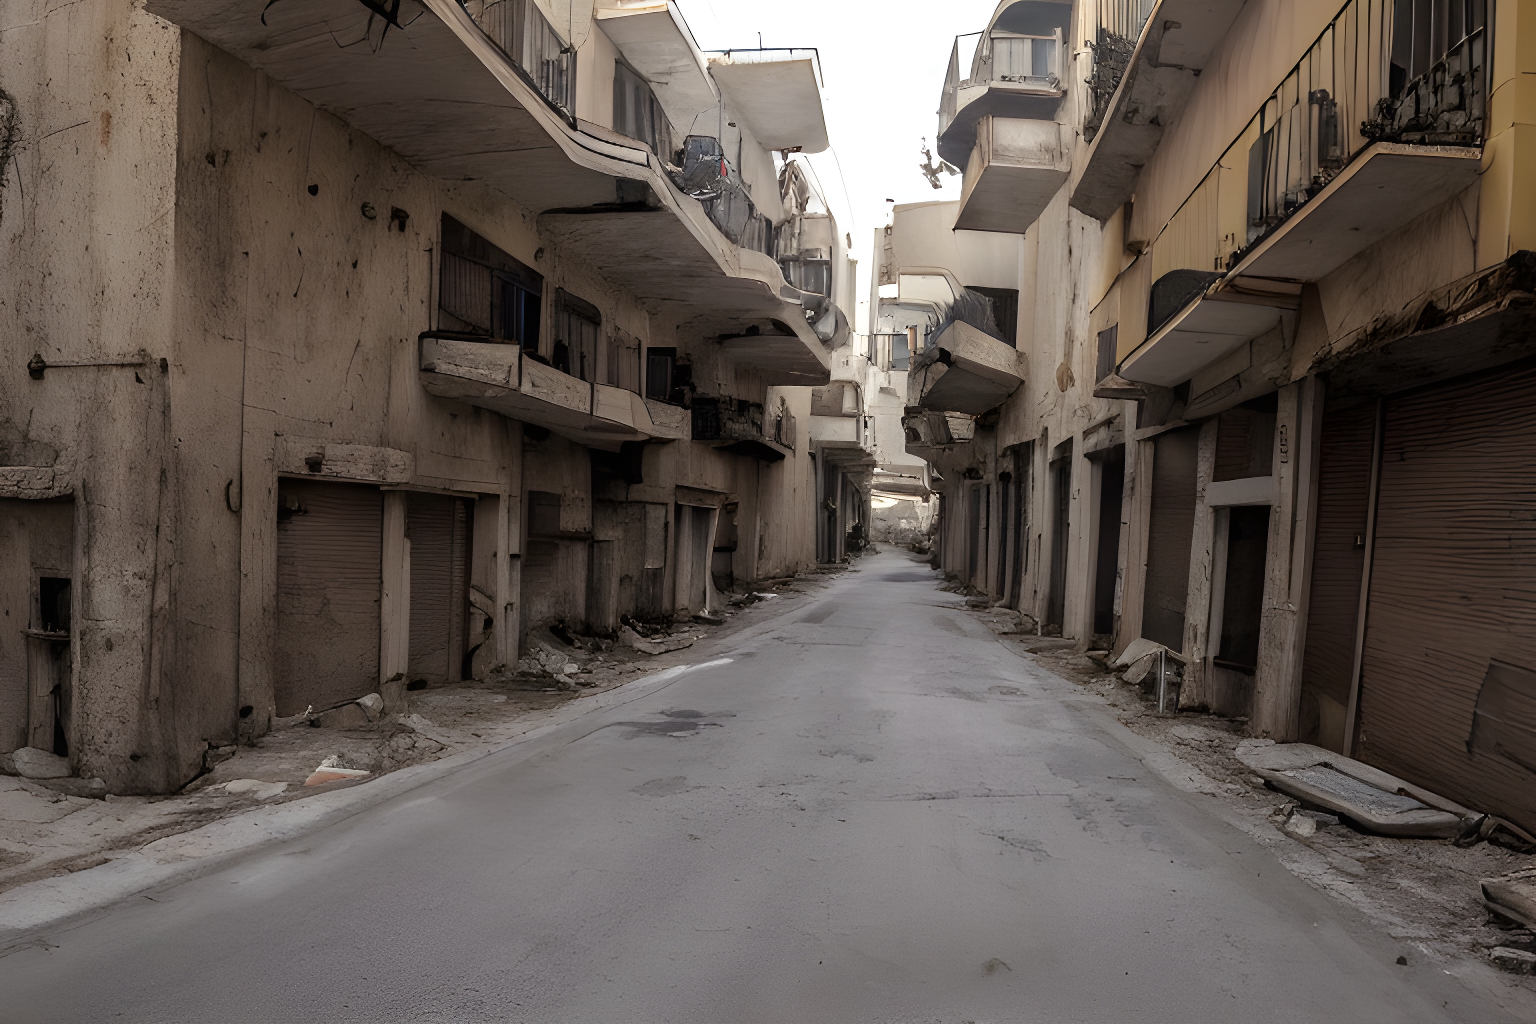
xmin=898 ymin=0 xmax=1536 ymax=834
xmin=0 ymin=0 xmax=866 ymax=793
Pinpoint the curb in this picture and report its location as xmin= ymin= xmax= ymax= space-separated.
xmin=0 ymin=655 xmax=731 ymax=949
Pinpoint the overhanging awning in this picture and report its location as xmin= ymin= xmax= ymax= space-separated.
xmin=707 ymin=53 xmax=829 ymax=153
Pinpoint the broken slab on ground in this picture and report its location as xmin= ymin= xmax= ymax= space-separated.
xmin=1235 ymin=740 xmax=1469 ymax=838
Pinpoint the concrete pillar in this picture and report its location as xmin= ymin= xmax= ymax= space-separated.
xmin=379 ymin=491 xmax=410 ymax=683
xmin=1114 ymin=436 xmax=1154 ymax=658
xmin=494 ymin=421 xmax=523 ymax=667
xmin=1251 ymin=377 xmax=1324 ymax=739
xmin=1180 ymin=418 xmax=1221 ymax=708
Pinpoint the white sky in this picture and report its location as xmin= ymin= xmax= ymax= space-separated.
xmin=675 ymin=0 xmax=1003 ymax=331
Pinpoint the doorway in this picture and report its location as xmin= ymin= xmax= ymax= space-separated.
xmin=1046 ymin=454 xmax=1071 ymax=630
xmin=1092 ymin=446 xmax=1126 ymax=637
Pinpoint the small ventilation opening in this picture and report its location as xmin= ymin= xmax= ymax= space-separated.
xmin=39 ymin=577 xmax=70 ymax=635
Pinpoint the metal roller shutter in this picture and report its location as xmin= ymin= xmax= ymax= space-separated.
xmin=407 ymin=493 xmax=470 ymax=683
xmin=275 ymin=480 xmax=382 ymax=716
xmin=1300 ymin=402 xmax=1376 ymax=747
xmin=1142 ymin=426 xmax=1199 ymax=652
xmin=1357 ymin=359 xmax=1536 ymax=831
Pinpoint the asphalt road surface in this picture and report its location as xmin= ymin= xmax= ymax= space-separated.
xmin=0 ymin=553 xmax=1516 ymax=1022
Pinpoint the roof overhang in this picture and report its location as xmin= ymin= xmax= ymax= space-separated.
xmin=1119 ymin=290 xmax=1294 ymax=389
xmin=1229 ymin=144 xmax=1483 ymax=282
xmin=707 ymin=52 xmax=829 ymax=153
xmin=596 ymin=3 xmax=717 ymax=128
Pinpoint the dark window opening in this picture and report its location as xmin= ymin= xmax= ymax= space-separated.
xmin=1213 ymin=398 xmax=1278 ymax=482
xmin=967 ymin=286 xmax=1019 ymax=347
xmin=1215 ymin=505 xmax=1271 ymax=673
xmin=645 ymin=347 xmax=677 ymax=403
xmin=1093 ymin=447 xmax=1125 ymax=636
xmin=613 ymin=62 xmax=674 ymax=157
xmin=1046 ymin=455 xmax=1071 ymax=629
xmin=1392 ymin=0 xmax=1486 ymax=90
xmin=439 ymin=214 xmax=543 ymax=350
xmin=527 ymin=491 xmax=562 ymax=538
xmin=555 ymin=289 xmax=601 ymax=380
xmin=1095 ymin=324 xmax=1119 ymax=383
xmin=39 ymin=577 xmax=71 ymax=634
xmin=891 ymin=330 xmax=911 ymax=371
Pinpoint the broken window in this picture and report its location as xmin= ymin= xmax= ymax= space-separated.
xmin=1095 ymin=324 xmax=1119 ymax=382
xmin=439 ymin=214 xmax=542 ymax=351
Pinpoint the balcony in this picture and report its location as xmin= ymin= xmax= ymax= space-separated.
xmin=690 ymin=396 xmax=796 ymax=462
xmin=902 ymin=408 xmax=977 ymax=459
xmin=954 ymin=116 xmax=1072 ymax=234
xmin=935 ymin=4 xmax=1070 ymax=169
xmin=1116 ymin=0 xmax=1489 ymax=387
xmin=146 ymin=0 xmax=835 ymax=385
xmin=1072 ymin=0 xmax=1240 ymax=220
xmin=907 ymin=320 xmax=1024 ymax=416
xmin=418 ymin=336 xmax=688 ymax=448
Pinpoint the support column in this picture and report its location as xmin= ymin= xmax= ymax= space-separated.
xmin=1115 ymin=436 xmax=1153 ymax=657
xmin=494 ymin=421 xmax=523 ymax=668
xmin=1251 ymin=378 xmax=1319 ymax=739
xmin=1180 ymin=418 xmax=1221 ymax=708
xmin=380 ymin=491 xmax=410 ymax=684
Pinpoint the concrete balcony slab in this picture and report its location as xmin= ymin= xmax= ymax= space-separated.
xmin=418 ymin=336 xmax=682 ymax=449
xmin=908 ymin=321 xmax=1024 ymax=416
xmin=954 ymin=117 xmax=1072 ymax=235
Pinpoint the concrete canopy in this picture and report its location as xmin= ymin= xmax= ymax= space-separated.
xmin=144 ymin=0 xmax=829 ymax=379
xmin=1229 ymin=144 xmax=1483 ymax=283
xmin=909 ymin=320 xmax=1024 ymax=415
xmin=596 ymin=3 xmax=717 ymax=129
xmin=707 ymin=54 xmax=829 ymax=153
xmin=1118 ymin=294 xmax=1287 ymax=389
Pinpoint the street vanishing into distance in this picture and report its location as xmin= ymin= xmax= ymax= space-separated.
xmin=0 ymin=555 xmax=1511 ymax=1023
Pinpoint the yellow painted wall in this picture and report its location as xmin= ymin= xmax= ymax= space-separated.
xmin=1479 ymin=0 xmax=1536 ymax=266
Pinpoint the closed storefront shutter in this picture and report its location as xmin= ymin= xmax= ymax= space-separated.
xmin=276 ymin=480 xmax=382 ymax=716
xmin=1357 ymin=360 xmax=1536 ymax=831
xmin=1300 ymin=402 xmax=1376 ymax=749
xmin=1142 ymin=426 xmax=1199 ymax=652
xmin=407 ymin=493 xmax=471 ymax=683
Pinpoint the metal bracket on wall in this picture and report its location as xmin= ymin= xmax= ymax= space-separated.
xmin=28 ymin=353 xmax=155 ymax=380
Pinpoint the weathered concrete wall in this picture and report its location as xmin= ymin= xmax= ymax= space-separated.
xmin=0 ymin=1 xmax=182 ymax=791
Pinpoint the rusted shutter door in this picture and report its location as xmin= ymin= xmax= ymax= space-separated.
xmin=1300 ymin=402 xmax=1376 ymax=746
xmin=1358 ymin=360 xmax=1536 ymax=831
xmin=1142 ymin=426 xmax=1199 ymax=652
xmin=276 ymin=480 xmax=382 ymax=716
xmin=407 ymin=493 xmax=470 ymax=683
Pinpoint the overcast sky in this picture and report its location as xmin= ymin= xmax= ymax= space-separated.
xmin=675 ymin=0 xmax=1002 ymax=326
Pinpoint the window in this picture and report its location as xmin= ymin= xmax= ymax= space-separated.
xmin=891 ymin=330 xmax=911 ymax=371
xmin=613 ymin=62 xmax=673 ymax=157
xmin=554 ymin=290 xmax=601 ymax=380
xmin=969 ymin=286 xmax=1019 ymax=347
xmin=645 ymin=347 xmax=676 ymax=403
xmin=439 ymin=214 xmax=542 ymax=350
xmin=1095 ymin=324 xmax=1118 ymax=383
xmin=605 ymin=328 xmax=642 ymax=394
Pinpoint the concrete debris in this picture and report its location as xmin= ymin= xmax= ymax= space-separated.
xmin=964 ymin=596 xmax=991 ymax=609
xmin=1282 ymin=808 xmax=1340 ymax=838
xmin=312 ymin=702 xmax=372 ymax=730
xmin=1235 ymin=741 xmax=1467 ymax=838
xmin=1482 ymin=867 xmax=1536 ymax=930
xmin=620 ymin=624 xmax=697 ymax=656
xmin=1111 ymin=638 xmax=1164 ymax=670
xmin=561 ymin=662 xmax=580 ymax=675
xmin=1489 ymin=947 xmax=1536 ymax=973
xmin=304 ymin=764 xmax=371 ymax=786
xmin=693 ymin=612 xmax=726 ymax=625
xmin=356 ymin=692 xmax=384 ymax=721
xmin=11 ymin=747 xmax=70 ymax=780
xmin=380 ymin=676 xmax=408 ymax=716
xmin=221 ymin=779 xmax=289 ymax=800
xmin=203 ymin=744 xmax=237 ymax=770
xmin=1123 ymin=653 xmax=1159 ymax=686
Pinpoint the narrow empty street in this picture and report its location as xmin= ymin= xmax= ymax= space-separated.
xmin=0 ymin=553 xmax=1512 ymax=1023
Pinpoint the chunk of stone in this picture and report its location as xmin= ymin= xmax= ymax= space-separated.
xmin=1489 ymin=947 xmax=1536 ymax=973
xmin=356 ymin=692 xmax=384 ymax=721
xmin=11 ymin=747 xmax=70 ymax=780
xmin=314 ymin=703 xmax=371 ymax=730
xmin=304 ymin=765 xmax=371 ymax=786
xmin=204 ymin=743 xmax=237 ymax=770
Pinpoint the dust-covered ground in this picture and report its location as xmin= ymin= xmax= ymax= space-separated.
xmin=0 ymin=567 xmax=846 ymax=897
xmin=954 ymin=587 xmax=1536 ymax=1002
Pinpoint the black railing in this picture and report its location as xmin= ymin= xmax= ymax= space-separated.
xmin=1084 ymin=0 xmax=1156 ymax=141
xmin=461 ymin=0 xmax=576 ymax=120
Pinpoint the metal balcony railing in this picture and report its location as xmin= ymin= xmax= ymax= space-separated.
xmin=1245 ymin=0 xmax=1486 ymax=247
xmin=939 ymin=29 xmax=1063 ymax=138
xmin=1084 ymin=0 xmax=1156 ymax=141
xmin=461 ymin=0 xmax=576 ymax=120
